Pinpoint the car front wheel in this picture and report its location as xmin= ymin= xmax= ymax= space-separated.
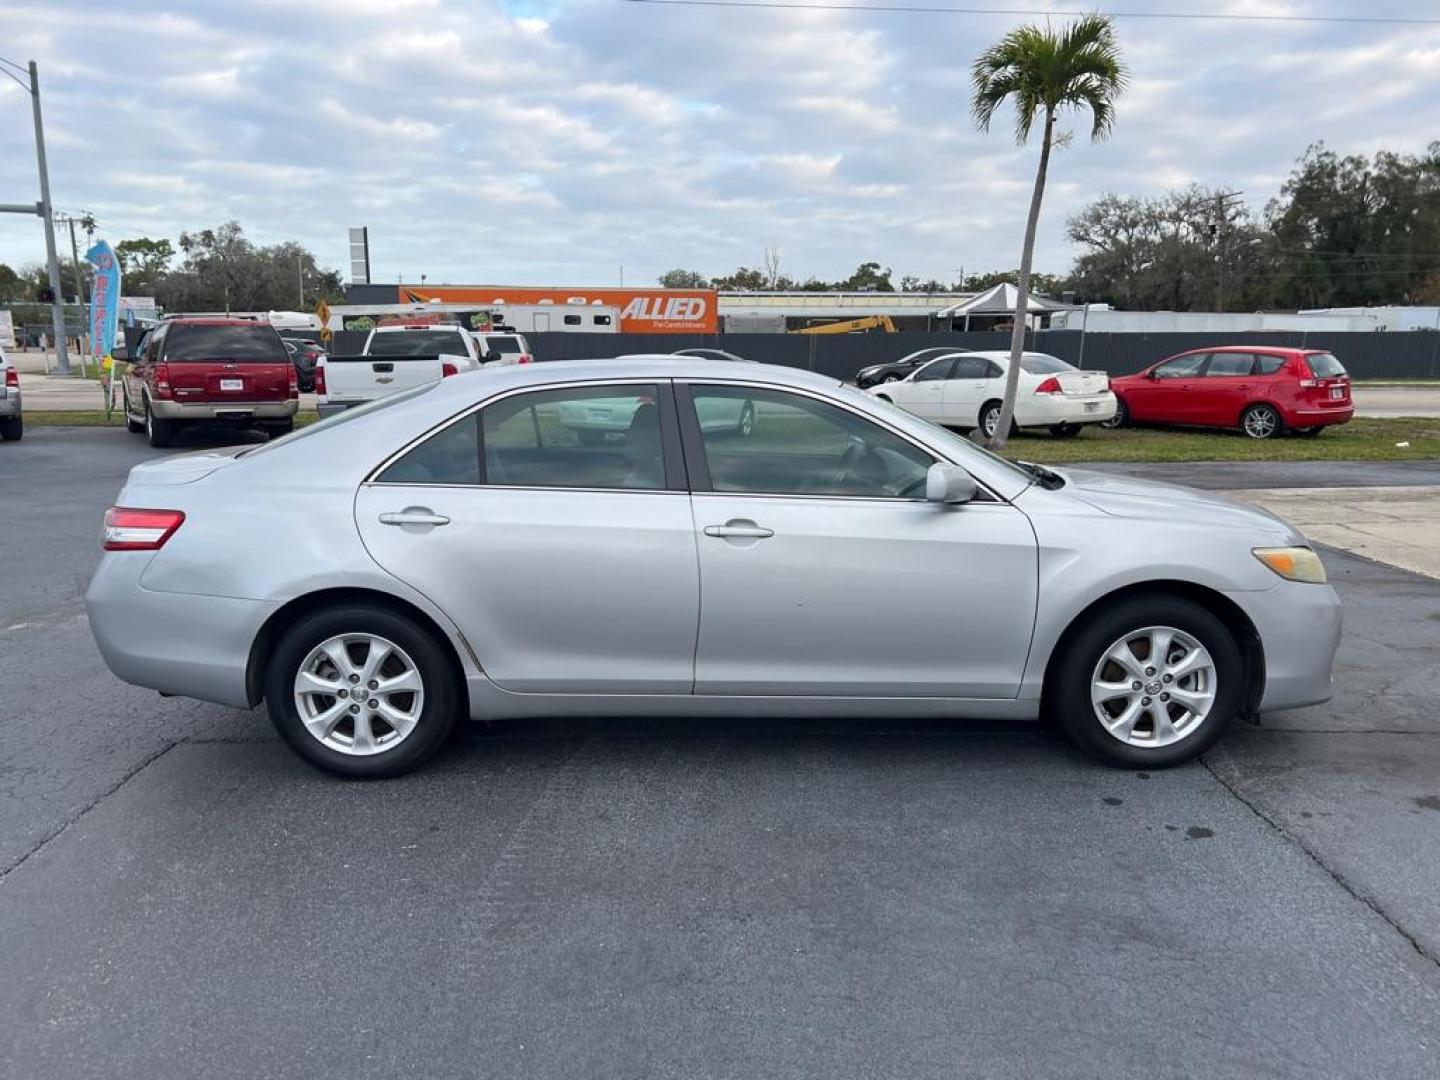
xmin=265 ymin=606 xmax=459 ymax=778
xmin=1241 ymin=403 xmax=1282 ymax=439
xmin=979 ymin=401 xmax=1018 ymax=440
xmin=1049 ymin=595 xmax=1243 ymax=768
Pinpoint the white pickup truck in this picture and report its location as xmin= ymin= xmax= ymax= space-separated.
xmin=316 ymin=325 xmax=485 ymax=417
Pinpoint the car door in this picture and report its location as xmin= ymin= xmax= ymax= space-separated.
xmin=891 ymin=356 xmax=954 ymax=420
xmin=1195 ymin=351 xmax=1257 ymax=426
xmin=125 ymin=324 xmax=164 ymax=409
xmin=942 ymin=355 xmax=995 ymax=426
xmin=1128 ymin=352 xmax=1208 ymax=422
xmin=678 ymin=382 xmax=1038 ymax=698
xmin=354 ymin=380 xmax=700 ymax=695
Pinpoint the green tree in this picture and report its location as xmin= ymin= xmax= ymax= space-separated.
xmin=961 ymin=268 xmax=1067 ymax=297
xmin=114 ymin=237 xmax=175 ymax=296
xmin=658 ymin=268 xmax=710 ymax=288
xmin=0 ymin=263 xmax=23 ymax=302
xmin=836 ymin=261 xmax=894 ymax=292
xmin=971 ymin=14 xmax=1125 ymax=449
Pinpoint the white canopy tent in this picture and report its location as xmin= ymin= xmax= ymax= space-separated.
xmin=934 ymin=283 xmax=1071 ymax=331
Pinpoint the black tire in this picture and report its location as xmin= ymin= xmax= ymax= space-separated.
xmin=736 ymin=400 xmax=756 ymax=438
xmin=144 ymin=399 xmax=176 ymax=448
xmin=881 ymin=373 xmax=901 ymax=383
xmin=1049 ymin=422 xmax=1083 ymax=439
xmin=265 ymin=605 xmax=459 ymax=779
xmin=1100 ymin=398 xmax=1128 ymax=429
xmin=979 ymin=400 xmax=1018 ymax=440
xmin=263 ymin=419 xmax=295 ymax=440
xmin=1293 ymin=425 xmax=1323 ymax=438
xmin=1240 ymin=403 xmax=1282 ymax=440
xmin=0 ymin=415 xmax=21 ymax=442
xmin=1049 ymin=594 xmax=1243 ymax=769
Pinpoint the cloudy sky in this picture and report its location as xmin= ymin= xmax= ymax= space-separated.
xmin=1 ymin=0 xmax=1438 ymax=290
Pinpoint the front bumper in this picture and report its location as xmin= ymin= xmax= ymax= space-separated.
xmin=149 ymin=398 xmax=298 ymax=421
xmin=1227 ymin=578 xmax=1343 ymax=713
xmin=86 ymin=553 xmax=276 ymax=709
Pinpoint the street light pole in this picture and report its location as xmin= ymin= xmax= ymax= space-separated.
xmin=28 ymin=62 xmax=71 ymax=375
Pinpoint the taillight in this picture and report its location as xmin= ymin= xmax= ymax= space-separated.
xmin=314 ymin=364 xmax=327 ymax=396
xmin=4 ymin=367 xmax=17 ymax=389
xmin=288 ymin=363 xmax=299 ymax=398
xmin=1299 ymin=378 xmax=1317 ymax=389
xmin=103 ymin=507 xmax=185 ymax=551
xmin=153 ymin=362 xmax=173 ymax=399
xmin=518 ymin=354 xmax=532 ymax=365
xmin=1034 ymin=376 xmax=1062 ymax=394
xmin=441 ymin=362 xmax=458 ymax=378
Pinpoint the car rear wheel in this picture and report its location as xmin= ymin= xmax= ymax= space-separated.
xmin=144 ymin=400 xmax=176 ymax=448
xmin=1241 ymin=403 xmax=1282 ymax=440
xmin=0 ymin=415 xmax=21 ymax=441
xmin=1049 ymin=595 xmax=1242 ymax=768
xmin=1100 ymin=398 xmax=1128 ymax=429
xmin=1049 ymin=422 xmax=1083 ymax=439
xmin=265 ymin=606 xmax=458 ymax=778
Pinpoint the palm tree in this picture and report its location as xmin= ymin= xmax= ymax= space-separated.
xmin=972 ymin=15 xmax=1125 ymax=449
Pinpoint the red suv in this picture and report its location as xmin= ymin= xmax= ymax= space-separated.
xmin=1106 ymin=346 xmax=1353 ymax=439
xmin=121 ymin=318 xmax=299 ymax=447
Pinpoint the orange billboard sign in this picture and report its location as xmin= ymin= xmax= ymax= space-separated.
xmin=399 ymin=286 xmax=717 ymax=334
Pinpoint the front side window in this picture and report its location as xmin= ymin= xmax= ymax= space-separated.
xmin=913 ymin=358 xmax=956 ymax=382
xmin=482 ymin=384 xmax=668 ymax=490
xmin=1205 ymin=353 xmax=1254 ymax=377
xmin=688 ymin=385 xmax=934 ymax=499
xmin=1154 ymin=354 xmax=1207 ymax=379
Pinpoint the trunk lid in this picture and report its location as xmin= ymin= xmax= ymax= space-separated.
xmin=125 ymin=445 xmax=250 ymax=486
xmin=1054 ymin=371 xmax=1110 ymax=396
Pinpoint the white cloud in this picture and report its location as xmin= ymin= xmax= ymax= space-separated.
xmin=0 ymin=0 xmax=1437 ymax=286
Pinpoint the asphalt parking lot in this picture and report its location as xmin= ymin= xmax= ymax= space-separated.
xmin=3 ymin=427 xmax=1440 ymax=1079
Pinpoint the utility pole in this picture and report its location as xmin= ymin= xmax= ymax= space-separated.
xmin=0 ymin=59 xmax=70 ymax=374
xmin=1214 ymin=190 xmax=1244 ymax=313
xmin=58 ymin=211 xmax=95 ymax=373
xmin=297 ymin=253 xmax=304 ymax=307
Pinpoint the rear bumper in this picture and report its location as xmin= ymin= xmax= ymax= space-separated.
xmin=1284 ymin=404 xmax=1353 ymax=426
xmin=85 ymin=553 xmax=275 ymax=709
xmin=1018 ymin=392 xmax=1117 ymax=426
xmin=150 ymin=398 xmax=297 ymax=421
xmin=1227 ymin=579 xmax=1343 ymax=713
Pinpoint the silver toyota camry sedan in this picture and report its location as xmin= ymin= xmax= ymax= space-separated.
xmin=86 ymin=358 xmax=1341 ymax=778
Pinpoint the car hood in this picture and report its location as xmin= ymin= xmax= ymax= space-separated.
xmin=1045 ymin=466 xmax=1303 ymax=540
xmin=126 ymin=445 xmax=250 ymax=486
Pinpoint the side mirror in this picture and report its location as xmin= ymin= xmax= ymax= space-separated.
xmin=926 ymin=463 xmax=978 ymax=505
xmin=111 ymin=344 xmax=129 ymax=362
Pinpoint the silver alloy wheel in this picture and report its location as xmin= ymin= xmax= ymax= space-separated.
xmin=1089 ymin=625 xmax=1216 ymax=748
xmin=982 ymin=406 xmax=999 ymax=437
xmin=293 ymin=633 xmax=425 ymax=756
xmin=1243 ymin=406 xmax=1278 ymax=439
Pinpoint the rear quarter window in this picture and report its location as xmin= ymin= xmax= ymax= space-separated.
xmin=164 ymin=324 xmax=288 ymax=362
xmin=1255 ymin=354 xmax=1287 ymax=375
xmin=1306 ymin=353 xmax=1347 ymax=379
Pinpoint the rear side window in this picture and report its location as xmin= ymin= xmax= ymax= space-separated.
xmin=1255 ymin=354 xmax=1287 ymax=375
xmin=377 ymin=415 xmax=481 ymax=485
xmin=1306 ymin=353 xmax=1346 ymax=378
xmin=164 ymin=324 xmax=287 ymax=362
xmin=1205 ymin=353 xmax=1254 ymax=377
xmin=951 ymin=356 xmax=992 ymax=379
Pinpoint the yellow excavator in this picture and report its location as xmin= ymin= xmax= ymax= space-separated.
xmin=790 ymin=315 xmax=898 ymax=335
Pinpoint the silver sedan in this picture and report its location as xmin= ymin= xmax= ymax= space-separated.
xmin=87 ymin=358 xmax=1341 ymax=778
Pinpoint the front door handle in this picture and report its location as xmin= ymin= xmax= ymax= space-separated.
xmin=379 ymin=509 xmax=451 ymax=527
xmin=704 ymin=522 xmax=774 ymax=539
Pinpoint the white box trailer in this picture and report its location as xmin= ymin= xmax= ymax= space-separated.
xmin=327 ymin=302 xmax=620 ymax=335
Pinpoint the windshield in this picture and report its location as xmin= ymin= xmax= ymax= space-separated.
xmin=369 ymin=331 xmax=469 ymax=357
xmin=1306 ymin=353 xmax=1346 ymax=378
xmin=164 ymin=324 xmax=288 ymax=362
xmin=840 ymin=384 xmax=1035 ymax=485
xmin=1019 ymin=354 xmax=1076 ymax=375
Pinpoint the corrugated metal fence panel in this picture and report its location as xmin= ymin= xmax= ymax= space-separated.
xmin=528 ymin=331 xmax=1440 ymax=380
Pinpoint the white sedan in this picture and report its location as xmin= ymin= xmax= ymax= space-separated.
xmin=867 ymin=351 xmax=1116 ymax=438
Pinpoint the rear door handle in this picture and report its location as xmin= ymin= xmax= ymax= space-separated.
xmin=704 ymin=523 xmax=774 ymax=539
xmin=379 ymin=510 xmax=451 ymax=527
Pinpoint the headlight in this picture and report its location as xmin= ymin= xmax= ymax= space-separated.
xmin=1253 ymin=546 xmax=1327 ymax=584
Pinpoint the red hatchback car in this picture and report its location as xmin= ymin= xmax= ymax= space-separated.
xmin=120 ymin=318 xmax=299 ymax=447
xmin=1106 ymin=346 xmax=1353 ymax=439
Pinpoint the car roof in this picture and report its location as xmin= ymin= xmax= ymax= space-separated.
xmin=164 ymin=317 xmax=270 ymax=327
xmin=440 ymin=356 xmax=830 ymax=396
